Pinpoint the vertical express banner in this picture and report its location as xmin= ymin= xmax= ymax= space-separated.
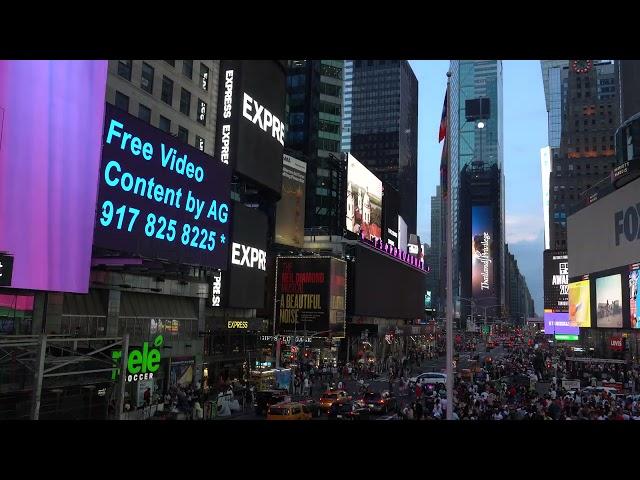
xmin=274 ymin=154 xmax=306 ymax=248
xmin=215 ymin=60 xmax=286 ymax=195
xmin=276 ymin=257 xmax=345 ymax=336
xmin=471 ymin=205 xmax=494 ymax=299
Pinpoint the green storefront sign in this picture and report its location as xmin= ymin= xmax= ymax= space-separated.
xmin=112 ymin=335 xmax=163 ymax=382
xmin=555 ymin=334 xmax=578 ymax=341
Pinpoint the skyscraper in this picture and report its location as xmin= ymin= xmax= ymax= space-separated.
xmin=619 ymin=60 xmax=640 ymax=123
xmin=449 ymin=60 xmax=505 ymax=322
xmin=285 ymin=60 xmax=344 ymax=236
xmin=542 ymin=60 xmax=620 ymax=250
xmin=428 ymin=185 xmax=443 ymax=314
xmin=348 ymin=60 xmax=418 ymax=234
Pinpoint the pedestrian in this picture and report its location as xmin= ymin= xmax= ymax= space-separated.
xmin=303 ymin=377 xmax=310 ymax=397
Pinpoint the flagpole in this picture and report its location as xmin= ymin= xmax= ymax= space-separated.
xmin=445 ymin=70 xmax=454 ymax=420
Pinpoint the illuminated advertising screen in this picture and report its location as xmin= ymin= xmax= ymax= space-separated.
xmin=543 ymin=250 xmax=569 ymax=312
xmin=0 ymin=60 xmax=108 ymax=293
xmin=631 ymin=263 xmax=640 ymax=329
xmin=595 ymin=273 xmax=623 ymax=328
xmin=274 ymin=154 xmax=306 ymax=248
xmin=425 ymin=291 xmax=432 ymax=309
xmin=225 ymin=203 xmax=268 ymax=309
xmin=94 ymin=104 xmax=231 ymax=269
xmin=382 ymin=183 xmax=400 ymax=247
xmin=544 ymin=311 xmax=579 ymax=335
xmin=346 ymin=153 xmax=382 ymax=240
xmin=353 ymin=244 xmax=427 ymax=319
xmin=471 ymin=205 xmax=494 ymax=299
xmin=568 ymin=279 xmax=591 ymax=328
xmin=275 ymin=257 xmax=346 ymax=337
xmin=215 ymin=60 xmax=286 ymax=195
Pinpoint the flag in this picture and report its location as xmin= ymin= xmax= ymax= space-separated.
xmin=438 ymin=91 xmax=447 ymax=143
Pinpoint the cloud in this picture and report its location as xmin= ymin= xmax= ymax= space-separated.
xmin=506 ymin=214 xmax=543 ymax=245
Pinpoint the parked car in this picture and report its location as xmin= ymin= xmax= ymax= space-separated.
xmin=327 ymin=401 xmax=370 ymax=420
xmin=355 ymin=390 xmax=397 ymax=414
xmin=319 ymin=389 xmax=351 ymax=413
xmin=408 ymin=372 xmax=447 ymax=389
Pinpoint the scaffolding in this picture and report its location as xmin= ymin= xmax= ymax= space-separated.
xmin=0 ymin=334 xmax=129 ymax=420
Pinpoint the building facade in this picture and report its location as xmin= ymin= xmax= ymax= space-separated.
xmin=428 ymin=185 xmax=443 ymax=315
xmin=348 ymin=60 xmax=418 ymax=234
xmin=449 ymin=60 xmax=505 ymax=322
xmin=542 ymin=60 xmax=620 ymax=251
xmin=285 ymin=60 xmax=344 ymax=236
xmin=505 ymin=244 xmax=535 ymax=324
xmin=107 ymin=60 xmax=218 ymax=156
xmin=619 ymin=60 xmax=640 ymax=123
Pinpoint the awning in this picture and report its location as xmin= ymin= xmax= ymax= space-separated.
xmin=120 ymin=292 xmax=197 ymax=319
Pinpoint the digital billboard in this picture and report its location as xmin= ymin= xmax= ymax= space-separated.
xmin=215 ymin=60 xmax=286 ymax=196
xmin=543 ymin=249 xmax=569 ymax=312
xmin=94 ymin=104 xmax=231 ymax=269
xmin=346 ymin=153 xmax=382 ymax=240
xmin=353 ymin=244 xmax=427 ymax=319
xmin=631 ymin=263 xmax=640 ymax=328
xmin=382 ymin=183 xmax=400 ymax=247
xmin=225 ymin=203 xmax=268 ymax=309
xmin=471 ymin=205 xmax=494 ymax=299
xmin=0 ymin=60 xmax=108 ymax=293
xmin=274 ymin=154 xmax=306 ymax=248
xmin=544 ymin=311 xmax=579 ymax=335
xmin=567 ymin=176 xmax=640 ymax=277
xmin=568 ymin=279 xmax=591 ymax=328
xmin=595 ymin=273 xmax=623 ymax=328
xmin=275 ymin=257 xmax=346 ymax=337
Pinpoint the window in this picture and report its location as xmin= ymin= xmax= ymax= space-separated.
xmin=117 ymin=60 xmax=132 ymax=81
xmin=140 ymin=62 xmax=154 ymax=94
xmin=180 ymin=88 xmax=191 ymax=116
xmin=197 ymin=99 xmax=207 ymax=125
xmin=177 ymin=126 xmax=189 ymax=143
xmin=182 ymin=60 xmax=193 ymax=79
xmin=161 ymin=76 xmax=174 ymax=106
xmin=164 ymin=60 xmax=175 ymax=67
xmin=159 ymin=115 xmax=171 ymax=133
xmin=196 ymin=135 xmax=205 ymax=151
xmin=199 ymin=63 xmax=209 ymax=91
xmin=114 ymin=91 xmax=129 ymax=112
xmin=138 ymin=104 xmax=151 ymax=123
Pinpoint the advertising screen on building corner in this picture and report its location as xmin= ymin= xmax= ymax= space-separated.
xmin=0 ymin=60 xmax=108 ymax=293
xmin=275 ymin=154 xmax=306 ymax=248
xmin=346 ymin=153 xmax=382 ymax=241
xmin=94 ymin=104 xmax=231 ymax=269
xmin=215 ymin=60 xmax=286 ymax=196
xmin=471 ymin=205 xmax=494 ymax=299
xmin=275 ymin=257 xmax=346 ymax=337
xmin=631 ymin=263 xmax=640 ymax=329
xmin=568 ymin=279 xmax=591 ymax=328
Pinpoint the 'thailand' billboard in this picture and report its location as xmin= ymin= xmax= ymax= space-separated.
xmin=471 ymin=205 xmax=495 ymax=300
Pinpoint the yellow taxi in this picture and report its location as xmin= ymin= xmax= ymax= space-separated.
xmin=319 ymin=389 xmax=351 ymax=413
xmin=266 ymin=402 xmax=312 ymax=420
